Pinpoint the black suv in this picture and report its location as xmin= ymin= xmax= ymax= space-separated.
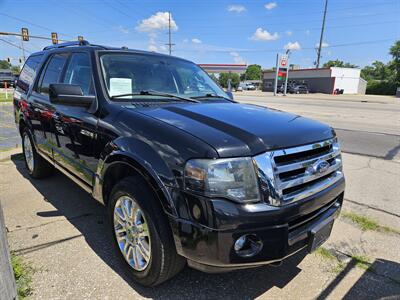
xmin=14 ymin=41 xmax=345 ymax=286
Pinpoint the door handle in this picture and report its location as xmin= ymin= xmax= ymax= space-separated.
xmin=53 ymin=113 xmax=61 ymax=121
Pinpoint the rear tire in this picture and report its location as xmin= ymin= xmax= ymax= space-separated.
xmin=22 ymin=128 xmax=53 ymax=179
xmin=108 ymin=176 xmax=186 ymax=286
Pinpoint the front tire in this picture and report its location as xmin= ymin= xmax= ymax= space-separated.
xmin=22 ymin=129 xmax=53 ymax=178
xmin=108 ymin=176 xmax=186 ymax=286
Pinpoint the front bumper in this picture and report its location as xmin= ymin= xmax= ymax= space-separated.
xmin=169 ymin=177 xmax=344 ymax=272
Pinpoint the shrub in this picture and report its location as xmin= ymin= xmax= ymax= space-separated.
xmin=366 ymin=80 xmax=397 ymax=95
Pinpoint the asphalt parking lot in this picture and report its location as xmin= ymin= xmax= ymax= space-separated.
xmin=1 ymin=92 xmax=399 ymax=299
xmin=0 ymin=102 xmax=20 ymax=150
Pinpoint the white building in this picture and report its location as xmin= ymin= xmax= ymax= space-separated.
xmin=262 ymin=67 xmax=367 ymax=94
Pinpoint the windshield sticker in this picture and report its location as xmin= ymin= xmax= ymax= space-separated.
xmin=109 ymin=78 xmax=132 ymax=97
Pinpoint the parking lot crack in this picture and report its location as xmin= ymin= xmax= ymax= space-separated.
xmin=344 ymin=198 xmax=400 ymax=219
xmin=7 ymin=213 xmax=104 ymax=233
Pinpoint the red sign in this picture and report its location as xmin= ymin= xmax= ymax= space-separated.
xmin=279 ymin=55 xmax=288 ymax=68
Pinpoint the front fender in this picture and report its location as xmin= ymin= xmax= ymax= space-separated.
xmin=93 ymin=136 xmax=180 ymax=216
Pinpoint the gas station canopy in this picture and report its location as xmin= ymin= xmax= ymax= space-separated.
xmin=198 ymin=64 xmax=247 ymax=74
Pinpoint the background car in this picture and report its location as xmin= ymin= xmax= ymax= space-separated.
xmin=238 ymin=82 xmax=256 ymax=90
xmin=289 ymin=84 xmax=309 ymax=94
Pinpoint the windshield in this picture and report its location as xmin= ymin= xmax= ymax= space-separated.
xmin=99 ymin=52 xmax=228 ymax=100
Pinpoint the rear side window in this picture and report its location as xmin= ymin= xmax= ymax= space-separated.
xmin=62 ymin=53 xmax=93 ymax=95
xmin=17 ymin=54 xmax=43 ymax=92
xmin=38 ymin=54 xmax=68 ymax=95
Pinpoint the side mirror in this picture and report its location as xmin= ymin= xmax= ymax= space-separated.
xmin=225 ymin=91 xmax=234 ymax=100
xmin=49 ymin=83 xmax=94 ymax=107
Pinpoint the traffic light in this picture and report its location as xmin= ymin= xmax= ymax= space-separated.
xmin=21 ymin=28 xmax=29 ymax=41
xmin=51 ymin=32 xmax=58 ymax=45
xmin=7 ymin=58 xmax=11 ymax=63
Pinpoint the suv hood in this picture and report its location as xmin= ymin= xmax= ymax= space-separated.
xmin=136 ymin=103 xmax=335 ymax=157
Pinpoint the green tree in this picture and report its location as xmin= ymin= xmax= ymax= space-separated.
xmin=389 ymin=40 xmax=400 ymax=84
xmin=323 ymin=59 xmax=358 ymax=68
xmin=360 ymin=65 xmax=375 ymax=81
xmin=11 ymin=65 xmax=20 ymax=74
xmin=219 ymin=72 xmax=240 ymax=88
xmin=361 ymin=61 xmax=391 ymax=81
xmin=209 ymin=73 xmax=219 ymax=84
xmin=361 ymin=41 xmax=399 ymax=95
xmin=240 ymin=64 xmax=262 ymax=81
xmin=0 ymin=60 xmax=11 ymax=69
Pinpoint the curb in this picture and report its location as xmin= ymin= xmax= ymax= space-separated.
xmin=233 ymin=92 xmax=396 ymax=104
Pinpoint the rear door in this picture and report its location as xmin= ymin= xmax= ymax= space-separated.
xmin=29 ymin=53 xmax=68 ymax=157
xmin=14 ymin=54 xmax=43 ymax=131
xmin=51 ymin=52 xmax=98 ymax=186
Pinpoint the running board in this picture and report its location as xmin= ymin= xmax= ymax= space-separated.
xmin=38 ymin=150 xmax=93 ymax=194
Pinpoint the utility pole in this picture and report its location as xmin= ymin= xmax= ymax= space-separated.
xmin=165 ymin=11 xmax=175 ymax=55
xmin=283 ymin=49 xmax=290 ymax=96
xmin=316 ymin=0 xmax=328 ymax=68
xmin=274 ymin=53 xmax=279 ymax=96
xmin=20 ymin=38 xmax=26 ymax=63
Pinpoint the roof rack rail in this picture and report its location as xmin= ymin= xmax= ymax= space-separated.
xmin=43 ymin=40 xmax=90 ymax=51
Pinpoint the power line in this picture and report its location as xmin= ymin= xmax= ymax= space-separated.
xmin=0 ymin=38 xmax=32 ymax=54
xmin=173 ymin=38 xmax=396 ymax=53
xmin=0 ymin=13 xmax=74 ymax=38
xmin=176 ymin=20 xmax=399 ymax=38
xmin=49 ymin=0 xmax=119 ymax=31
xmin=176 ymin=0 xmax=398 ymax=22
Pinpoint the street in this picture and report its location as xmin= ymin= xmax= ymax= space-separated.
xmin=1 ymin=93 xmax=399 ymax=299
xmin=2 ymin=93 xmax=399 ymax=160
xmin=235 ymin=92 xmax=400 ymax=161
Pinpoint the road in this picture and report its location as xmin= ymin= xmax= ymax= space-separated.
xmin=235 ymin=94 xmax=400 ymax=161
xmin=2 ymin=96 xmax=400 ymax=160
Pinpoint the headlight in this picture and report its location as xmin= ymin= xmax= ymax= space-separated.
xmin=184 ymin=157 xmax=260 ymax=203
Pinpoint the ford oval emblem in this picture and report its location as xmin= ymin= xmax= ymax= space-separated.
xmin=307 ymin=159 xmax=330 ymax=175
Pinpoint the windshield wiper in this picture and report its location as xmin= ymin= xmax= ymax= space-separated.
xmin=110 ymin=90 xmax=200 ymax=103
xmin=191 ymin=93 xmax=231 ymax=101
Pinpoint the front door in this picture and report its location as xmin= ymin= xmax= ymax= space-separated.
xmin=51 ymin=52 xmax=98 ymax=186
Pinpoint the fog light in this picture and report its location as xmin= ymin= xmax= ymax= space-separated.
xmin=234 ymin=234 xmax=263 ymax=258
xmin=234 ymin=235 xmax=247 ymax=251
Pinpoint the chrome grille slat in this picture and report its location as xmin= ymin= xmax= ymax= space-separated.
xmin=277 ymin=159 xmax=342 ymax=190
xmin=254 ymin=138 xmax=344 ymax=206
xmin=272 ymin=138 xmax=335 ymax=157
xmin=275 ymin=148 xmax=341 ymax=173
xmin=283 ymin=171 xmax=343 ymax=203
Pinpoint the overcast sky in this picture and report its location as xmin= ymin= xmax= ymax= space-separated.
xmin=1 ymin=0 xmax=399 ymax=68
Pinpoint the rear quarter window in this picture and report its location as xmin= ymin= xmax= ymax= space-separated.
xmin=17 ymin=54 xmax=43 ymax=92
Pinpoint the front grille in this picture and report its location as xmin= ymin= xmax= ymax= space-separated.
xmin=254 ymin=138 xmax=344 ymax=206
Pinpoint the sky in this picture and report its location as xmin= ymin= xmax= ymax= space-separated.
xmin=0 ymin=0 xmax=399 ymax=69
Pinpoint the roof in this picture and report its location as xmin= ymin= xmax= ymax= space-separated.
xmin=262 ymin=67 xmax=331 ymax=73
xmin=262 ymin=67 xmax=360 ymax=73
xmin=198 ymin=64 xmax=247 ymax=73
xmin=29 ymin=40 xmax=190 ymax=63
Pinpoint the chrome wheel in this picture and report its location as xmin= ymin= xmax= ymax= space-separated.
xmin=113 ymin=196 xmax=151 ymax=271
xmin=23 ymin=133 xmax=34 ymax=172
